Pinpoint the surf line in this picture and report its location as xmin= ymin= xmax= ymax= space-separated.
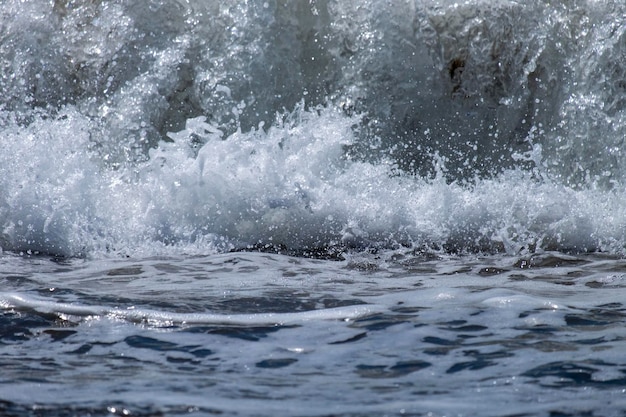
xmin=0 ymin=292 xmax=382 ymax=326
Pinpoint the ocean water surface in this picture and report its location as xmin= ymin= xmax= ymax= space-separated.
xmin=2 ymin=0 xmax=626 ymax=415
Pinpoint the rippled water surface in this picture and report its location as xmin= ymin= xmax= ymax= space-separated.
xmin=3 ymin=251 xmax=626 ymax=416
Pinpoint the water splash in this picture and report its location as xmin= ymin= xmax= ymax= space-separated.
xmin=2 ymin=0 xmax=626 ymax=257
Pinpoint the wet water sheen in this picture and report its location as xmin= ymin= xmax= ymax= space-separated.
xmin=3 ymin=1 xmax=626 ymax=415
xmin=2 ymin=251 xmax=626 ymax=416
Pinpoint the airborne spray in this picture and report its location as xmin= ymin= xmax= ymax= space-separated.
xmin=1 ymin=0 xmax=625 ymax=258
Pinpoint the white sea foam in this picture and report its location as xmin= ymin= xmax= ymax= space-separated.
xmin=0 ymin=292 xmax=379 ymax=325
xmin=0 ymin=102 xmax=626 ymax=257
xmin=1 ymin=0 xmax=626 ymax=258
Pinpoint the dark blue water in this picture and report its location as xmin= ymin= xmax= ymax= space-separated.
xmin=3 ymin=251 xmax=626 ymax=416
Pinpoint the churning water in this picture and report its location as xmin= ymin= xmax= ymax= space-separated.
xmin=2 ymin=0 xmax=626 ymax=415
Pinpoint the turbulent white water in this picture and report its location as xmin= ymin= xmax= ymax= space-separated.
xmin=4 ymin=2 xmax=626 ymax=416
xmin=2 ymin=0 xmax=626 ymax=258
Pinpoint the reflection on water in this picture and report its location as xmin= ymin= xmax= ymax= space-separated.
xmin=1 ymin=251 xmax=626 ymax=416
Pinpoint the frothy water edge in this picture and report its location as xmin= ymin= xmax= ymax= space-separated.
xmin=2 ymin=0 xmax=626 ymax=259
xmin=2 ymin=104 xmax=625 ymax=260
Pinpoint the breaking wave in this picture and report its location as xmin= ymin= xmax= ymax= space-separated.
xmin=2 ymin=0 xmax=626 ymax=257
